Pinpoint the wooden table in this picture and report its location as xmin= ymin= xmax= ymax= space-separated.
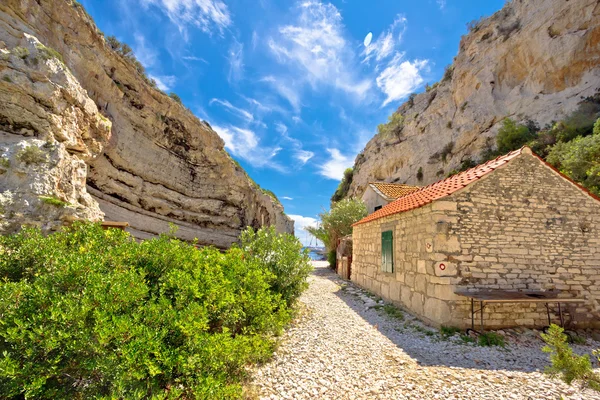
xmin=454 ymin=289 xmax=585 ymax=332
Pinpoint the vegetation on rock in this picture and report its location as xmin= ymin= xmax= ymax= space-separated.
xmin=377 ymin=113 xmax=404 ymax=139
xmin=331 ymin=167 xmax=354 ymax=203
xmin=0 ymin=223 xmax=310 ymax=399
xmin=16 ymin=145 xmax=46 ymax=165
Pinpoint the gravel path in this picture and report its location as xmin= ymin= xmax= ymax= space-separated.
xmin=251 ymin=262 xmax=600 ymax=399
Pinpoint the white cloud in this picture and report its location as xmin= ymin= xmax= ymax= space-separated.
xmin=267 ymin=1 xmax=372 ymax=100
xmin=140 ymin=0 xmax=231 ymax=35
xmin=363 ymin=15 xmax=407 ymax=64
xmin=227 ymin=40 xmax=244 ymax=83
xmin=261 ymin=76 xmax=302 ymax=111
xmin=318 ymin=148 xmax=353 ymax=180
xmin=295 ymin=149 xmax=314 ymax=165
xmin=363 ymin=32 xmax=373 ymax=47
xmin=282 ymin=196 xmax=293 ymax=200
xmin=213 ymin=125 xmax=285 ymax=171
xmin=182 ymin=55 xmax=209 ymax=63
xmin=134 ymin=33 xmax=158 ymax=67
xmin=376 ymin=54 xmax=428 ymax=106
xmin=210 ymin=98 xmax=254 ymax=122
xmin=437 ymin=0 xmax=446 ymax=10
xmin=150 ymin=74 xmax=177 ymax=91
xmin=288 ymin=214 xmax=321 ymax=246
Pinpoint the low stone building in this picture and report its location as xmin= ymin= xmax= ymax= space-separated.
xmin=351 ymin=147 xmax=600 ymax=329
xmin=362 ymin=182 xmax=420 ymax=214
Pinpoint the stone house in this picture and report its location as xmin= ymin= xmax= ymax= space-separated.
xmin=362 ymin=182 xmax=420 ymax=214
xmin=351 ymin=147 xmax=600 ymax=329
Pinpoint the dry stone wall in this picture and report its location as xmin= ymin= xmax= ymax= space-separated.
xmin=352 ymin=153 xmax=600 ymax=329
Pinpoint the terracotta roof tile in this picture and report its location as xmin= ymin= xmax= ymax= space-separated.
xmin=368 ymin=182 xmax=421 ymax=199
xmin=354 ymin=148 xmax=525 ymax=226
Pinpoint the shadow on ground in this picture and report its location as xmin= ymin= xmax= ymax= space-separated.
xmin=310 ymin=263 xmax=600 ymax=373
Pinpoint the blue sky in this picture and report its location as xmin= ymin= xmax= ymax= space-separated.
xmin=80 ymin=0 xmax=505 ymax=245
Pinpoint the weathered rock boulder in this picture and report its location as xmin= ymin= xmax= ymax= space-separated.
xmin=349 ymin=0 xmax=600 ymax=198
xmin=0 ymin=0 xmax=293 ymax=247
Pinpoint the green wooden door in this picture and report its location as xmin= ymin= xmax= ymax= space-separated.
xmin=381 ymin=230 xmax=393 ymax=273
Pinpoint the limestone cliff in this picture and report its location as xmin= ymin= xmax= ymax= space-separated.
xmin=348 ymin=0 xmax=600 ymax=198
xmin=0 ymin=0 xmax=293 ymax=247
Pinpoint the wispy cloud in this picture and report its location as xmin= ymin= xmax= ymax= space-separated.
xmin=362 ymin=15 xmax=407 ymax=65
xmin=282 ymin=196 xmax=293 ymax=200
xmin=182 ymin=55 xmax=209 ymax=63
xmin=261 ymin=76 xmax=302 ymax=112
xmin=318 ymin=148 xmax=354 ymax=180
xmin=210 ymin=98 xmax=255 ymax=122
xmin=275 ymin=122 xmax=314 ymax=166
xmin=437 ymin=0 xmax=447 ymax=10
xmin=227 ymin=39 xmax=244 ymax=83
xmin=140 ymin=0 xmax=232 ymax=36
xmin=267 ymin=1 xmax=372 ymax=101
xmin=134 ymin=33 xmax=158 ymax=67
xmin=213 ymin=125 xmax=285 ymax=171
xmin=377 ymin=55 xmax=428 ymax=106
xmin=150 ymin=74 xmax=177 ymax=91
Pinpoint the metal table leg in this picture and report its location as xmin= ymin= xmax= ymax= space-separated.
xmin=471 ymin=298 xmax=474 ymax=330
xmin=480 ymin=301 xmax=484 ymax=333
xmin=545 ymin=303 xmax=551 ymax=326
xmin=558 ymin=302 xmax=564 ymax=327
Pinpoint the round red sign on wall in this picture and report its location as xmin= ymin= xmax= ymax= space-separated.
xmin=439 ymin=263 xmax=446 ymax=271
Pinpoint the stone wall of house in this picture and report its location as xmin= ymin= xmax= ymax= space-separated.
xmin=352 ymin=152 xmax=600 ymax=329
xmin=449 ymin=153 xmax=600 ymax=328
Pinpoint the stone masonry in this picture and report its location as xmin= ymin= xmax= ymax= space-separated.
xmin=352 ymin=151 xmax=600 ymax=329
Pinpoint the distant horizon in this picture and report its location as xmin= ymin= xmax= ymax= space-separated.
xmin=80 ymin=0 xmax=506 ymax=245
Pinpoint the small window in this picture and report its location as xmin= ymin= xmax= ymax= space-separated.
xmin=374 ymin=205 xmax=383 ymax=211
xmin=381 ymin=230 xmax=394 ymax=273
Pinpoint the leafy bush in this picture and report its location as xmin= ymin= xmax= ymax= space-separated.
xmin=39 ymin=195 xmax=70 ymax=207
xmin=331 ymin=167 xmax=354 ymax=203
xmin=169 ymin=92 xmax=182 ymax=104
xmin=16 ymin=145 xmax=46 ymax=165
xmin=307 ymin=198 xmax=367 ymax=252
xmin=496 ymin=118 xmax=536 ymax=154
xmin=0 ymin=223 xmax=302 ymax=399
xmin=377 ymin=113 xmax=405 ymax=138
xmin=440 ymin=326 xmax=462 ymax=338
xmin=477 ymin=332 xmax=505 ymax=347
xmin=239 ymin=226 xmax=312 ymax=306
xmin=541 ymin=324 xmax=600 ymax=391
xmin=35 ymin=44 xmax=64 ymax=63
xmin=416 ymin=167 xmax=423 ymax=181
xmin=547 ymin=123 xmax=600 ymax=195
xmin=328 ymin=250 xmax=336 ymax=270
xmin=443 ymin=65 xmax=454 ymax=82
xmin=12 ymin=46 xmax=29 ymax=59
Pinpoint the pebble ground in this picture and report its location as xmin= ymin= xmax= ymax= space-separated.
xmin=251 ymin=261 xmax=600 ymax=400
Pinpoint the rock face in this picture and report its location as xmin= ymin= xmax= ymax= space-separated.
xmin=349 ymin=0 xmax=600 ymax=198
xmin=0 ymin=33 xmax=111 ymax=232
xmin=0 ymin=0 xmax=293 ymax=247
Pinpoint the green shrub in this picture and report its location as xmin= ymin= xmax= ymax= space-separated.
xmin=331 ymin=167 xmax=354 ymax=203
xmin=547 ymin=127 xmax=600 ymax=195
xmin=16 ymin=145 xmax=46 ymax=165
xmin=477 ymin=332 xmax=506 ymax=347
xmin=416 ymin=167 xmax=423 ymax=181
xmin=442 ymin=65 xmax=454 ymax=82
xmin=239 ymin=226 xmax=312 ymax=306
xmin=261 ymin=188 xmax=280 ymax=204
xmin=496 ymin=118 xmax=536 ymax=154
xmin=541 ymin=324 xmax=600 ymax=391
xmin=12 ymin=46 xmax=29 ymax=59
xmin=35 ymin=44 xmax=64 ymax=63
xmin=169 ymin=92 xmax=182 ymax=104
xmin=39 ymin=195 xmax=70 ymax=207
xmin=0 ymin=157 xmax=9 ymax=170
xmin=307 ymin=198 xmax=367 ymax=252
xmin=2 ymin=76 xmax=12 ymax=83
xmin=382 ymin=304 xmax=404 ymax=320
xmin=0 ymin=223 xmax=298 ymax=399
xmin=327 ymin=250 xmax=336 ymax=269
xmin=377 ymin=113 xmax=405 ymax=138
xmin=440 ymin=326 xmax=462 ymax=338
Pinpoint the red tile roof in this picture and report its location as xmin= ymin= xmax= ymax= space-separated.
xmin=369 ymin=182 xmax=421 ymax=199
xmin=354 ymin=147 xmax=526 ymax=226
